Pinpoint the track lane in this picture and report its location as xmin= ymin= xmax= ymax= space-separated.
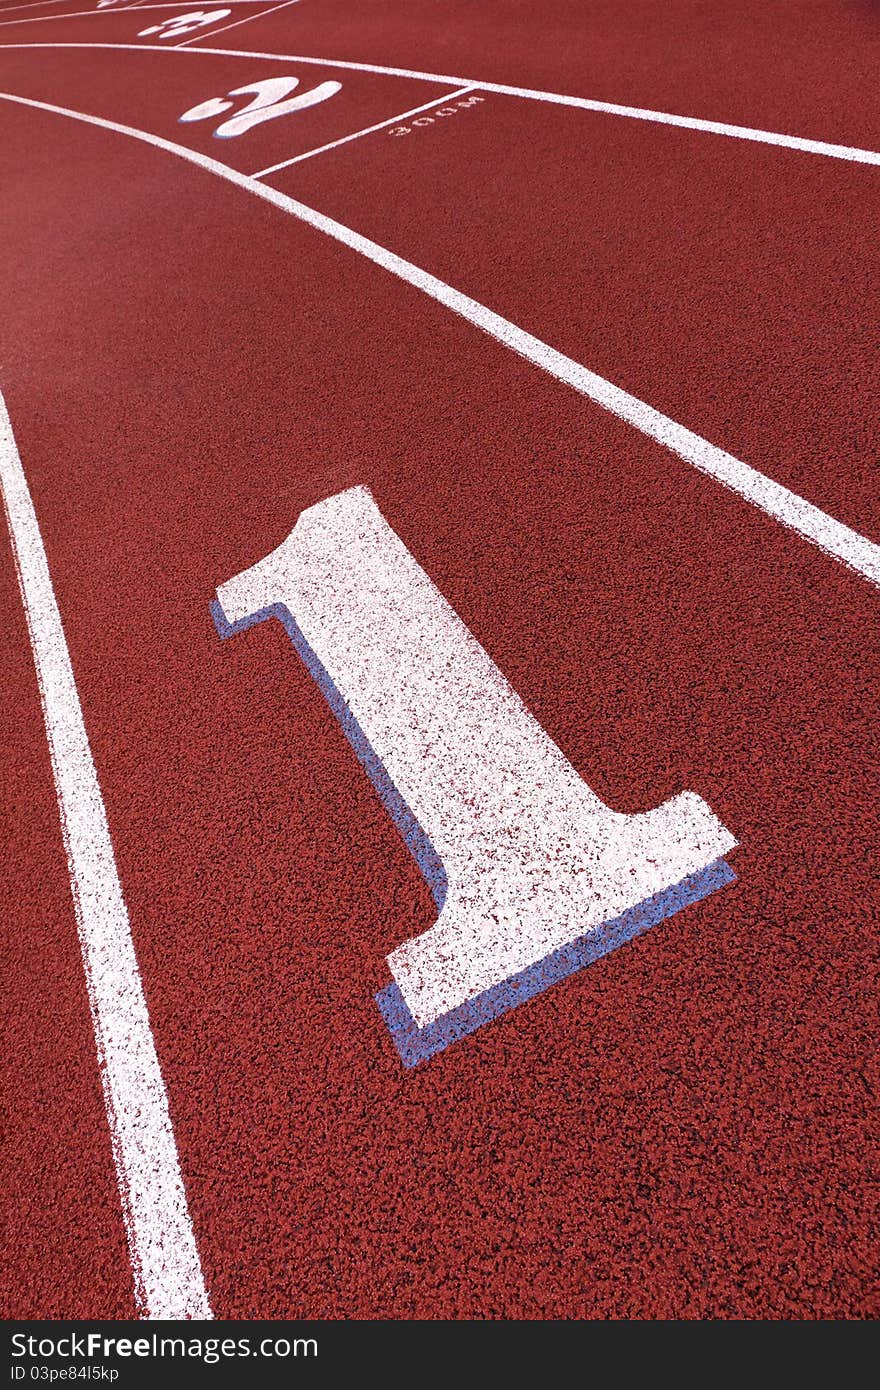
xmin=270 ymin=86 xmax=880 ymax=551
xmin=207 ymin=0 xmax=880 ymax=152
xmin=0 ymin=44 xmax=450 ymax=171
xmin=0 ymin=488 xmax=138 ymax=1321
xmin=0 ymin=1 xmax=137 ymax=16
xmin=0 ymin=3 xmax=237 ymax=34
xmin=6 ymin=36 xmax=880 ymax=172
xmin=3 ymin=41 xmax=876 ymax=554
xmin=1 ymin=89 xmax=877 ymax=1317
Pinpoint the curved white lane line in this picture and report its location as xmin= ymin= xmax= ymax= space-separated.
xmin=0 ymin=389 xmax=212 ymax=1320
xmin=0 ymin=0 xmax=140 ymax=15
xmin=1 ymin=38 xmax=879 ymax=166
xmin=0 ymin=0 xmax=257 ymax=18
xmin=0 ymin=3 xmax=182 ymax=23
xmin=1 ymin=88 xmax=878 ymax=589
xmin=1 ymin=1 xmax=256 ymax=13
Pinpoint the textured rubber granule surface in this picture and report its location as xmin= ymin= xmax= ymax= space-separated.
xmin=0 ymin=0 xmax=877 ymax=1320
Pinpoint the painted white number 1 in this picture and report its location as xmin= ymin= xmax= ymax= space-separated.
xmin=214 ymin=487 xmax=736 ymax=1065
xmin=180 ymin=77 xmax=341 ymax=139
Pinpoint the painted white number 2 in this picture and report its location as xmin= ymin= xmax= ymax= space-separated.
xmin=213 ymin=487 xmax=737 ymax=1065
xmin=180 ymin=77 xmax=341 ymax=139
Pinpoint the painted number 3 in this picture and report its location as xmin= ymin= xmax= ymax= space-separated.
xmin=213 ymin=488 xmax=738 ymax=1066
xmin=179 ymin=76 xmax=342 ymax=139
xmin=138 ymin=10 xmax=230 ymax=38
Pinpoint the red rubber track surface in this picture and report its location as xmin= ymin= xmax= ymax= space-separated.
xmin=3 ymin=0 xmax=880 ymax=144
xmin=1 ymin=1 xmax=877 ymax=1320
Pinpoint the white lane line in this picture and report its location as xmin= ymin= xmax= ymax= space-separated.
xmin=251 ymin=84 xmax=478 ymax=178
xmin=2 ymin=39 xmax=878 ymax=167
xmin=1 ymin=90 xmax=878 ymax=590
xmin=0 ymin=388 xmax=211 ymax=1320
xmin=0 ymin=7 xmax=95 ymax=20
xmin=0 ymin=1 xmax=68 ymax=13
xmin=175 ymin=0 xmax=298 ymax=48
xmin=0 ymin=0 xmax=116 ymax=15
xmin=186 ymin=48 xmax=880 ymax=167
xmin=0 ymin=1 xmax=259 ymax=9
xmin=0 ymin=2 xmax=149 ymax=24
xmin=0 ymin=2 xmax=253 ymax=23
xmin=128 ymin=1 xmax=270 ymax=5
xmin=0 ymin=0 xmax=259 ymax=15
xmin=0 ymin=7 xmax=133 ymax=23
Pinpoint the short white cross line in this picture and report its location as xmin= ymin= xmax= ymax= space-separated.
xmin=251 ymin=84 xmax=479 ymax=178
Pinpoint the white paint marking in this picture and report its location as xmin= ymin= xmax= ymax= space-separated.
xmin=0 ymin=1 xmax=82 ymax=13
xmin=0 ymin=2 xmax=252 ymax=23
xmin=174 ymin=0 xmax=300 ymax=49
xmin=127 ymin=1 xmax=267 ymax=7
xmin=0 ymin=6 xmax=123 ymax=24
xmin=217 ymin=486 xmax=736 ymax=1025
xmin=0 ymin=0 xmax=138 ymax=15
xmin=1 ymin=90 xmax=878 ymax=589
xmin=180 ymin=74 xmax=340 ymax=137
xmin=3 ymin=39 xmax=877 ymax=167
xmin=0 ymin=2 xmax=148 ymax=23
xmin=191 ymin=49 xmax=880 ymax=166
xmin=0 ymin=389 xmax=210 ymax=1319
xmin=251 ymin=84 xmax=478 ymax=177
xmin=138 ymin=9 xmax=229 ymax=40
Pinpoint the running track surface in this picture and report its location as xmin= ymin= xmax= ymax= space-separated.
xmin=1 ymin=0 xmax=877 ymax=1319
